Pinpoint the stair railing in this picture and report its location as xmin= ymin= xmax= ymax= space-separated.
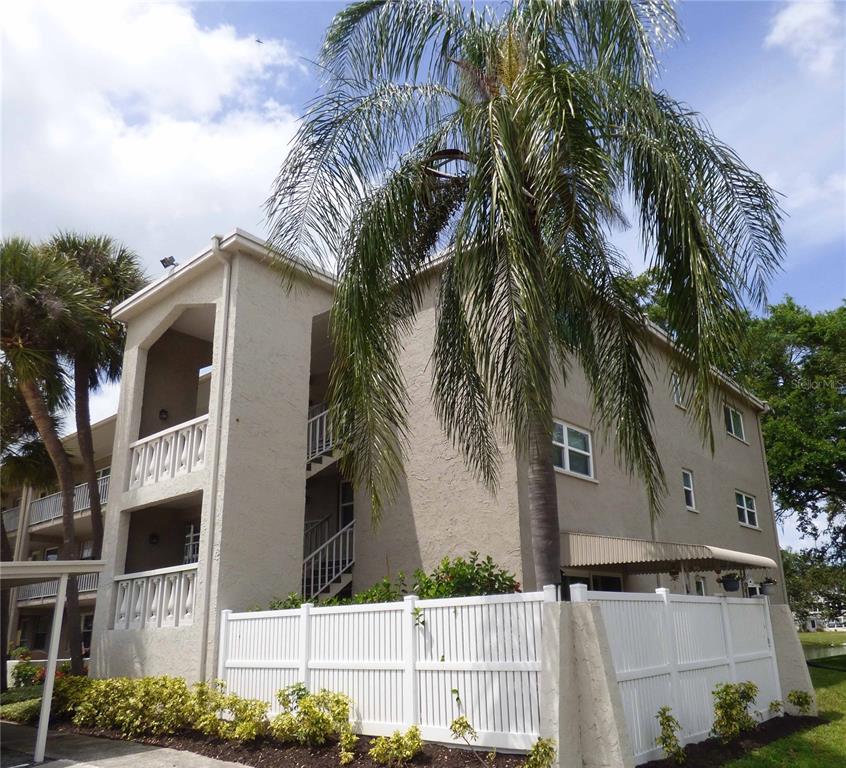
xmin=306 ymin=405 xmax=333 ymax=463
xmin=302 ymin=519 xmax=355 ymax=599
xmin=303 ymin=513 xmax=333 ymax=557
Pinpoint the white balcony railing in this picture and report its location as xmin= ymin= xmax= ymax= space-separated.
xmin=128 ymin=415 xmax=208 ymax=490
xmin=307 ymin=405 xmax=332 ymax=462
xmin=113 ymin=563 xmax=198 ymax=630
xmin=2 ymin=506 xmax=20 ymax=533
xmin=17 ymin=572 xmax=99 ymax=602
xmin=29 ymin=475 xmax=111 ymax=527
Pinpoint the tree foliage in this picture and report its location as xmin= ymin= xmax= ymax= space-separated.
xmin=782 ymin=547 xmax=846 ymax=623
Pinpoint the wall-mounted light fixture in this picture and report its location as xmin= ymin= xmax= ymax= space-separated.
xmin=158 ymin=409 xmax=169 ymax=421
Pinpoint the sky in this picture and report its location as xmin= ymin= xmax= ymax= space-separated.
xmin=2 ymin=1 xmax=844 ymax=549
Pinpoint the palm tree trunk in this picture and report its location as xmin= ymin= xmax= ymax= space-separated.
xmin=74 ymin=360 xmax=104 ymax=559
xmin=17 ymin=379 xmax=84 ymax=674
xmin=527 ymin=415 xmax=562 ymax=591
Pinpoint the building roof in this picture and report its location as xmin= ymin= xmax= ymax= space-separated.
xmin=561 ymin=531 xmax=777 ymax=575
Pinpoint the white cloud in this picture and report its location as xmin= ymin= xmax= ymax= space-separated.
xmin=765 ymin=0 xmax=844 ymax=76
xmin=1 ymin=1 xmax=301 ymax=273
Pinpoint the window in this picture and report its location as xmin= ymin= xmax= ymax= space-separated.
xmin=724 ymin=405 xmax=745 ymax=441
xmin=694 ymin=576 xmax=706 ymax=596
xmin=671 ymin=372 xmax=685 ymax=408
xmin=736 ymin=492 xmax=758 ymax=527
xmin=591 ymin=575 xmax=623 ymax=592
xmin=552 ymin=421 xmax=594 ymax=479
xmin=80 ymin=540 xmax=93 ymax=560
xmin=33 ymin=616 xmax=48 ymax=650
xmin=339 ymin=481 xmax=354 ymax=528
xmin=44 ymin=547 xmax=59 ymax=562
xmin=682 ymin=469 xmax=696 ymax=510
xmin=183 ymin=521 xmax=200 ymax=564
xmin=96 ymin=466 xmax=111 ymax=479
xmin=746 ymin=583 xmax=761 ymax=597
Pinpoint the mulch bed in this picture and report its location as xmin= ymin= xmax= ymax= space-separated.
xmin=642 ymin=714 xmax=825 ymax=768
xmin=55 ymin=725 xmax=527 ymax=767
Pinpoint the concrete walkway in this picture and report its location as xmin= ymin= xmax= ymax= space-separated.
xmin=0 ymin=723 xmax=244 ymax=768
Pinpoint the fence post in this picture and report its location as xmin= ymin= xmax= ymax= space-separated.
xmin=718 ymin=596 xmax=737 ymax=682
xmin=299 ymin=602 xmax=313 ymax=689
xmin=403 ymin=594 xmax=419 ymax=727
xmin=543 ymin=584 xmax=559 ymax=604
xmin=217 ymin=609 xmax=231 ymax=683
xmin=569 ymin=583 xmax=588 ymax=602
xmin=656 ymin=588 xmax=681 ymax=717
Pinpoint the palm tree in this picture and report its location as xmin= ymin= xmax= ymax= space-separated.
xmin=267 ymin=1 xmax=784 ymax=589
xmin=1 ymin=238 xmax=105 ymax=673
xmin=45 ymin=233 xmax=145 ymax=559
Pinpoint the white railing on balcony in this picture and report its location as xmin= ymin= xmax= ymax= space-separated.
xmin=29 ymin=475 xmax=111 ymax=527
xmin=128 ymin=415 xmax=208 ymax=490
xmin=113 ymin=563 xmax=198 ymax=630
xmin=302 ymin=519 xmax=355 ymax=599
xmin=2 ymin=506 xmax=20 ymax=533
xmin=307 ymin=405 xmax=333 ymax=463
xmin=17 ymin=572 xmax=99 ymax=602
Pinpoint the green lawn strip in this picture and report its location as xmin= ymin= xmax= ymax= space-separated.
xmin=0 ymin=696 xmax=41 ymax=724
xmin=807 ymin=655 xmax=846 ymax=672
xmin=1 ymin=685 xmax=43 ymax=705
xmin=722 ymin=666 xmax=846 ymax=768
xmin=797 ymin=632 xmax=846 ymax=648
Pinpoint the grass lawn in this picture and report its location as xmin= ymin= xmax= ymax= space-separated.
xmin=797 ymin=632 xmax=846 ymax=648
xmin=723 ymin=663 xmax=846 ymax=768
xmin=0 ymin=684 xmax=42 ymax=724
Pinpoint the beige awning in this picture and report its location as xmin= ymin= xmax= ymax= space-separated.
xmin=561 ymin=532 xmax=777 ymax=574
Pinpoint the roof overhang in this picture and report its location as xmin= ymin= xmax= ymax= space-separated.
xmin=0 ymin=560 xmax=105 ymax=589
xmin=561 ymin=532 xmax=777 ymax=575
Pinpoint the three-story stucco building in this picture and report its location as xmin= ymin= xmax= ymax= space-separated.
xmin=78 ymin=229 xmax=785 ymax=682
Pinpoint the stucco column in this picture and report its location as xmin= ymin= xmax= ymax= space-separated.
xmin=768 ymin=604 xmax=817 ymax=715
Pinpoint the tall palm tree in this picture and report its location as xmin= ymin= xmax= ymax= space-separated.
xmin=1 ymin=238 xmax=105 ymax=673
xmin=45 ymin=233 xmax=145 ymax=559
xmin=267 ymin=1 xmax=783 ymax=588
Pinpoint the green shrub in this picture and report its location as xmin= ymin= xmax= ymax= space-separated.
xmin=786 ymin=689 xmax=813 ymax=715
xmin=189 ymin=680 xmax=268 ymax=741
xmin=53 ymin=675 xmax=92 ymax=718
xmin=711 ymin=681 xmax=759 ymax=743
xmin=268 ymin=592 xmax=305 ymax=610
xmin=414 ymin=553 xmax=519 ymax=598
xmin=270 ymin=684 xmax=353 ymax=758
xmin=526 ymin=737 xmax=556 ymax=768
xmin=0 ymin=696 xmax=41 ymax=724
xmin=1 ymin=685 xmax=42 ymax=705
xmin=368 ymin=726 xmax=423 ymax=766
xmin=10 ymin=646 xmax=32 ymax=660
xmin=655 ymin=706 xmax=685 ymax=764
xmin=767 ymin=699 xmax=783 ymax=716
xmin=11 ymin=661 xmax=40 ymax=688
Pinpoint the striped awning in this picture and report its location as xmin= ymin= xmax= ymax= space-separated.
xmin=561 ymin=532 xmax=777 ymax=574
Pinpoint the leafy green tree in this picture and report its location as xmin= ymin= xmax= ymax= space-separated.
xmin=782 ymin=548 xmax=846 ymax=623
xmin=267 ymin=0 xmax=783 ymax=587
xmin=741 ymin=299 xmax=846 ymax=562
xmin=0 ymin=238 xmax=105 ymax=673
xmin=45 ymin=233 xmax=145 ymax=559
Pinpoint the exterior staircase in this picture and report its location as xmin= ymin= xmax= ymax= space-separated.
xmin=306 ymin=405 xmax=339 ymax=479
xmin=301 ymin=519 xmax=355 ymax=600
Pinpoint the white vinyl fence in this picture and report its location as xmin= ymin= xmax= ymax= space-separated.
xmin=572 ymin=586 xmax=782 ymax=764
xmin=218 ymin=591 xmax=547 ymax=750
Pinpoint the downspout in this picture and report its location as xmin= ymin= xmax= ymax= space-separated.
xmin=199 ymin=235 xmax=233 ymax=679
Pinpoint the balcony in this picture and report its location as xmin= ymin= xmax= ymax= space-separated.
xmin=113 ymin=563 xmax=198 ymax=630
xmin=17 ymin=572 xmax=99 ymax=602
xmin=29 ymin=476 xmax=110 ymax=527
xmin=128 ymin=415 xmax=208 ymax=490
xmin=307 ymin=405 xmax=332 ymax=462
xmin=2 ymin=506 xmax=20 ymax=533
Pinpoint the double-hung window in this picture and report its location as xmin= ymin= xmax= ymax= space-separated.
xmin=183 ymin=521 xmax=201 ymax=564
xmin=671 ymin=372 xmax=685 ymax=408
xmin=682 ymin=469 xmax=696 ymax=511
xmin=724 ymin=405 xmax=745 ymax=441
xmin=736 ymin=492 xmax=758 ymax=528
xmin=552 ymin=421 xmax=594 ymax=479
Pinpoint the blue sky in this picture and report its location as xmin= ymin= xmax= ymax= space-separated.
xmin=2 ymin=1 xmax=843 ymax=549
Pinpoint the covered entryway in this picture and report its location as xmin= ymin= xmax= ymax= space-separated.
xmin=1 ymin=560 xmax=104 ymax=764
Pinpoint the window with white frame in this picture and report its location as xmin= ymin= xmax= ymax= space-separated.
xmin=339 ymin=480 xmax=354 ymax=528
xmin=96 ymin=466 xmax=111 ymax=479
xmin=724 ymin=404 xmax=745 ymax=441
xmin=80 ymin=540 xmax=93 ymax=560
xmin=183 ymin=521 xmax=200 ymax=564
xmin=682 ymin=469 xmax=696 ymax=510
xmin=671 ymin=372 xmax=685 ymax=408
xmin=694 ymin=576 xmax=706 ymax=596
xmin=736 ymin=492 xmax=758 ymax=527
xmin=746 ymin=583 xmax=761 ymax=597
xmin=552 ymin=421 xmax=594 ymax=478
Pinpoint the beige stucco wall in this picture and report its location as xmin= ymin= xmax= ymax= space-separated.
xmin=353 ymin=281 xmax=528 ymax=591
xmin=769 ymin=603 xmax=817 ymax=715
xmin=123 ymin=502 xmax=201 ymax=573
xmin=550 ymin=347 xmax=786 ymax=602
